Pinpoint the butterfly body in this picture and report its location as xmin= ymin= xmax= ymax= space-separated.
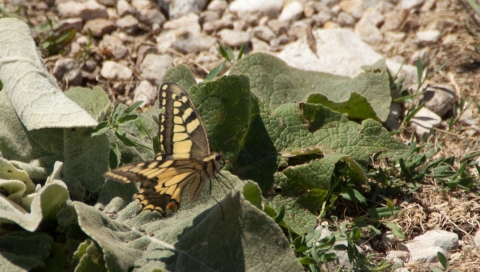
xmin=104 ymin=83 xmax=223 ymax=215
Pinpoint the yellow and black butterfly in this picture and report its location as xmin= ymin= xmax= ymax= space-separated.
xmin=103 ymin=83 xmax=224 ymax=215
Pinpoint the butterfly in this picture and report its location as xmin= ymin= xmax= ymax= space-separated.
xmin=103 ymin=83 xmax=224 ymax=215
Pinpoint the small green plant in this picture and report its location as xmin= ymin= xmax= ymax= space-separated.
xmin=91 ymin=101 xmax=154 ymax=168
xmin=218 ymin=44 xmax=245 ymax=64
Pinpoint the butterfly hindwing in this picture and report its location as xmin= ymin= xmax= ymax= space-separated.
xmin=103 ymin=83 xmax=224 ymax=215
xmin=157 ymin=83 xmax=210 ymax=161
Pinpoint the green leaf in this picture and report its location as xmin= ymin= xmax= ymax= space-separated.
xmin=231 ymin=53 xmax=391 ymax=121
xmin=85 ymin=174 xmax=303 ymax=271
xmin=117 ymin=114 xmax=141 ymax=125
xmin=385 ymin=222 xmax=405 ymax=240
xmin=437 ymin=251 xmax=449 ymax=270
xmin=265 ymin=195 xmax=316 ymax=235
xmin=274 ymin=204 xmax=286 ymax=223
xmin=205 ymin=60 xmax=225 ymax=81
xmin=242 ymin=182 xmax=262 ymax=209
xmin=218 ymin=45 xmax=230 ymax=61
xmin=124 ymin=100 xmax=143 ymax=114
xmin=237 ymin=44 xmax=245 ymax=61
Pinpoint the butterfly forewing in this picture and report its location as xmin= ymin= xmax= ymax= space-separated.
xmin=103 ymin=82 xmax=224 ymax=216
xmin=157 ymin=83 xmax=210 ymax=161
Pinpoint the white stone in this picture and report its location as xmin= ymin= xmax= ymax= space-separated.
xmin=253 ymin=25 xmax=276 ymax=42
xmin=386 ymin=250 xmax=410 ymax=262
xmin=117 ymin=0 xmax=136 ymax=17
xmin=474 ymin=230 xmax=480 ymax=251
xmin=278 ymin=1 xmax=304 ymax=22
xmin=99 ymin=35 xmax=129 ymax=59
xmin=386 ymin=60 xmax=418 ymax=87
xmin=134 ymin=80 xmax=157 ymax=107
xmin=229 ymin=0 xmax=285 ymax=18
xmin=401 ymin=0 xmax=425 ymax=9
xmin=116 ymin=15 xmax=140 ymax=34
xmin=140 ymin=54 xmax=173 ymax=85
xmin=218 ymin=29 xmax=250 ymax=47
xmin=421 ymin=84 xmax=457 ymax=117
xmin=355 ymin=17 xmax=383 ymax=46
xmin=57 ymin=0 xmax=108 ymax=21
xmin=361 ymin=7 xmax=384 ymax=26
xmin=411 ymin=230 xmax=459 ymax=250
xmin=101 ymin=61 xmax=132 ymax=81
xmin=163 ymin=13 xmax=201 ymax=33
xmin=169 ymin=0 xmax=209 ymax=19
xmin=277 ymin=29 xmax=383 ymax=78
xmin=83 ymin=18 xmax=116 ymax=37
xmin=410 ymin=107 xmax=442 ymax=133
xmin=416 ymin=30 xmax=441 ymax=43
xmin=207 ymin=0 xmax=228 ymax=12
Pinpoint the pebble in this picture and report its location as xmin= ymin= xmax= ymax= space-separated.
xmin=355 ymin=18 xmax=383 ymax=46
xmin=117 ymin=0 xmax=136 ymax=17
xmin=229 ymin=0 xmax=285 ymax=18
xmin=416 ymin=30 xmax=441 ymax=44
xmin=53 ymin=58 xmax=83 ymax=86
xmin=253 ymin=25 xmax=276 ymax=43
xmin=203 ymin=19 xmax=234 ymax=34
xmin=83 ymin=18 xmax=116 ymax=37
xmin=134 ymin=80 xmax=157 ymax=107
xmin=218 ymin=29 xmax=250 ymax=47
xmin=116 ymin=15 xmax=139 ymax=35
xmin=101 ymin=61 xmax=132 ymax=81
xmin=401 ymin=0 xmax=425 ymax=9
xmin=410 ymin=107 xmax=442 ymax=136
xmin=57 ymin=0 xmax=108 ymax=21
xmin=420 ymin=84 xmax=457 ymax=117
xmin=139 ymin=54 xmax=173 ymax=85
xmin=163 ymin=13 xmax=201 ymax=33
xmin=169 ymin=0 xmax=209 ymax=19
xmin=278 ymin=1 xmax=304 ymax=22
xmin=99 ymin=35 xmax=128 ymax=60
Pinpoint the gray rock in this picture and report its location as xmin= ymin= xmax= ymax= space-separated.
xmin=53 ymin=58 xmax=83 ymax=86
xmin=203 ymin=19 xmax=234 ymax=34
xmin=278 ymin=1 xmax=304 ymax=22
xmin=136 ymin=45 xmax=157 ymax=67
xmin=381 ymin=9 xmax=409 ymax=31
xmin=99 ymin=35 xmax=129 ymax=60
xmin=117 ymin=0 xmax=136 ymax=17
xmin=218 ymin=29 xmax=250 ymax=47
xmin=312 ymin=9 xmax=333 ymax=26
xmin=407 ymin=245 xmax=447 ymax=263
xmin=56 ymin=18 xmax=83 ymax=32
xmin=410 ymin=107 xmax=442 ymax=136
xmin=337 ymin=12 xmax=355 ymax=26
xmin=101 ymin=61 xmax=132 ymax=81
xmin=411 ymin=230 xmax=459 ymax=250
xmin=200 ymin=10 xmax=220 ymax=24
xmin=474 ymin=229 xmax=480 ymax=251
xmin=97 ymin=0 xmax=115 ymax=7
xmin=253 ymin=25 xmax=276 ymax=42
xmin=140 ymin=54 xmax=173 ymax=85
xmin=386 ymin=250 xmax=410 ymax=262
xmin=381 ymin=231 xmax=396 ymax=248
xmin=355 ymin=17 xmax=383 ymax=46
xmin=116 ymin=15 xmax=140 ymax=34
xmin=134 ymin=80 xmax=157 ymax=107
xmin=83 ymin=18 xmax=116 ymax=37
xmin=167 ymin=31 xmax=216 ymax=54
xmin=132 ymin=0 xmax=166 ymax=26
xmin=267 ymin=19 xmax=289 ymax=35
xmin=163 ymin=13 xmax=201 ymax=33
xmin=168 ymin=0 xmax=209 ymax=19
xmin=421 ymin=84 xmax=457 ymax=117
xmin=361 ymin=7 xmax=384 ymax=26
xmin=207 ymin=0 xmax=228 ymax=12
xmin=58 ymin=0 xmax=108 ymax=21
